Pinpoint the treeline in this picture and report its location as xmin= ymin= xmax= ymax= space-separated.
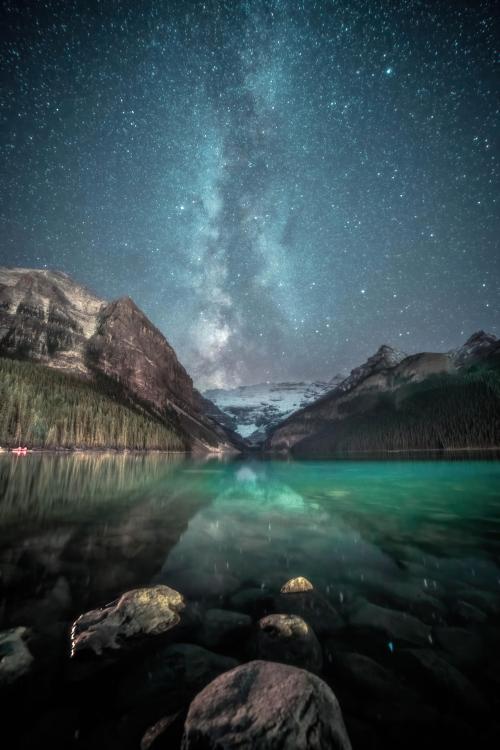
xmin=0 ymin=357 xmax=187 ymax=451
xmin=294 ymin=366 xmax=500 ymax=456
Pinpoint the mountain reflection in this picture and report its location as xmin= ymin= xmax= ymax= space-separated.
xmin=0 ymin=452 xmax=185 ymax=521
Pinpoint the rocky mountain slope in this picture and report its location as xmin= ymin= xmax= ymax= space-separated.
xmin=265 ymin=332 xmax=500 ymax=455
xmin=203 ymin=377 xmax=344 ymax=444
xmin=0 ymin=267 xmax=242 ymax=452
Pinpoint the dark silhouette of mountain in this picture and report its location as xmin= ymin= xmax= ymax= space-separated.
xmin=265 ymin=333 xmax=500 ymax=455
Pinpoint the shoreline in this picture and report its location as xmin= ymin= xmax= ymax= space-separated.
xmin=1 ymin=445 xmax=499 ymax=458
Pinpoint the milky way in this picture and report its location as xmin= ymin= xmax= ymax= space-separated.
xmin=1 ymin=0 xmax=498 ymax=387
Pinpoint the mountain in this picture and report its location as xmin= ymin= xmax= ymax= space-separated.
xmin=0 ymin=267 xmax=242 ymax=452
xmin=203 ymin=377 xmax=344 ymax=444
xmin=265 ymin=333 xmax=500 ymax=456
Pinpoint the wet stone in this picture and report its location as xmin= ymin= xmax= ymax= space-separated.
xmin=0 ymin=626 xmax=34 ymax=687
xmin=254 ymin=613 xmax=323 ymax=672
xmin=117 ymin=643 xmax=239 ymax=709
xmin=433 ymin=626 xmax=484 ymax=669
xmin=280 ymin=576 xmax=314 ymax=594
xmin=452 ymin=599 xmax=487 ymax=625
xmin=229 ymin=588 xmax=275 ymax=618
xmin=197 ymin=609 xmax=252 ymax=650
xmin=329 ymin=651 xmax=406 ymax=698
xmin=181 ymin=660 xmax=352 ymax=750
xmin=70 ymin=585 xmax=186 ymax=656
xmin=347 ymin=601 xmax=431 ymax=646
xmin=141 ymin=712 xmax=184 ymax=750
xmin=394 ymin=648 xmax=485 ymax=711
xmin=276 ymin=589 xmax=344 ymax=638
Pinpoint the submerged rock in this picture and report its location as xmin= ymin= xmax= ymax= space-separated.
xmin=71 ymin=585 xmax=186 ymax=656
xmin=117 ymin=643 xmax=238 ymax=708
xmin=452 ymin=599 xmax=487 ymax=625
xmin=347 ymin=601 xmax=430 ymax=646
xmin=197 ymin=609 xmax=252 ymax=650
xmin=0 ymin=627 xmax=34 ymax=687
xmin=280 ymin=576 xmax=314 ymax=594
xmin=181 ymin=660 xmax=352 ymax=749
xmin=141 ymin=712 xmax=184 ymax=750
xmin=254 ymin=613 xmax=322 ymax=672
xmin=229 ymin=588 xmax=274 ymax=618
xmin=433 ymin=626 xmax=484 ymax=669
xmin=395 ymin=648 xmax=485 ymax=711
xmin=329 ymin=651 xmax=405 ymax=698
xmin=277 ymin=589 xmax=343 ymax=638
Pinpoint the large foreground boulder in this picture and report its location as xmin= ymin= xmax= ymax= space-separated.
xmin=71 ymin=585 xmax=186 ymax=656
xmin=181 ymin=660 xmax=352 ymax=749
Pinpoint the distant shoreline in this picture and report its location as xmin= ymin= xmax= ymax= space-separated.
xmin=1 ymin=445 xmax=499 ymax=458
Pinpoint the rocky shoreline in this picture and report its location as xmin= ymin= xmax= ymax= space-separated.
xmin=2 ymin=575 xmax=497 ymax=749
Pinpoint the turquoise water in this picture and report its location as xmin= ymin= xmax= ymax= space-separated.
xmin=1 ymin=453 xmax=499 ymax=748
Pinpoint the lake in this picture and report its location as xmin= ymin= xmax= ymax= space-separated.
xmin=1 ymin=453 xmax=499 ymax=748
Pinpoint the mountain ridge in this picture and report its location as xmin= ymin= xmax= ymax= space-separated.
xmin=0 ymin=266 xmax=242 ymax=452
xmin=264 ymin=331 xmax=500 ymax=454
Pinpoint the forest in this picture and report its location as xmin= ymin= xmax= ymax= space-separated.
xmin=293 ymin=364 xmax=500 ymax=456
xmin=0 ymin=357 xmax=187 ymax=451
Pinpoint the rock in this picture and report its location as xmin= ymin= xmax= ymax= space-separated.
xmin=181 ymin=660 xmax=352 ymax=749
xmin=347 ymin=601 xmax=430 ymax=646
xmin=277 ymin=590 xmax=343 ymax=638
xmin=197 ymin=609 xmax=252 ymax=650
xmin=452 ymin=599 xmax=487 ymax=625
xmin=329 ymin=651 xmax=404 ymax=698
xmin=360 ymin=579 xmax=446 ymax=624
xmin=280 ymin=576 xmax=314 ymax=594
xmin=229 ymin=588 xmax=274 ymax=618
xmin=117 ymin=643 xmax=238 ymax=708
xmin=455 ymin=588 xmax=500 ymax=617
xmin=254 ymin=614 xmax=322 ymax=672
xmin=395 ymin=648 xmax=485 ymax=711
xmin=0 ymin=627 xmax=34 ymax=687
xmin=162 ymin=569 xmax=240 ymax=600
xmin=70 ymin=585 xmax=186 ymax=656
xmin=141 ymin=712 xmax=184 ymax=750
xmin=433 ymin=626 xmax=484 ymax=668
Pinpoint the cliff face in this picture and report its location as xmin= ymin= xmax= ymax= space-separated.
xmin=265 ymin=334 xmax=500 ymax=455
xmin=0 ymin=267 xmax=102 ymax=374
xmin=87 ymin=296 xmax=203 ymax=415
xmin=0 ymin=267 xmax=242 ymax=452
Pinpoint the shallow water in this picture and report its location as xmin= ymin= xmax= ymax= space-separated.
xmin=1 ymin=453 xmax=499 ymax=748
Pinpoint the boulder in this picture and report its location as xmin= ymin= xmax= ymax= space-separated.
xmin=141 ymin=712 xmax=184 ymax=750
xmin=229 ymin=588 xmax=274 ymax=618
xmin=197 ymin=609 xmax=252 ymax=651
xmin=181 ymin=660 xmax=352 ymax=749
xmin=280 ymin=576 xmax=314 ymax=593
xmin=452 ymin=599 xmax=487 ymax=625
xmin=0 ymin=627 xmax=34 ymax=687
xmin=332 ymin=651 xmax=400 ymax=696
xmin=347 ymin=601 xmax=430 ymax=646
xmin=395 ymin=648 xmax=485 ymax=711
xmin=70 ymin=585 xmax=186 ymax=656
xmin=276 ymin=590 xmax=343 ymax=638
xmin=254 ymin=614 xmax=322 ymax=672
xmin=117 ymin=643 xmax=238 ymax=708
xmin=433 ymin=627 xmax=484 ymax=669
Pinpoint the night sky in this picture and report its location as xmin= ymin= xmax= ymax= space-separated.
xmin=1 ymin=1 xmax=498 ymax=388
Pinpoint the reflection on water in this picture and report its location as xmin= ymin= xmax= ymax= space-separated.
xmin=0 ymin=452 xmax=185 ymax=521
xmin=0 ymin=453 xmax=499 ymax=748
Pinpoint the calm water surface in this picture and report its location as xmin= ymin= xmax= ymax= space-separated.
xmin=1 ymin=453 xmax=499 ymax=748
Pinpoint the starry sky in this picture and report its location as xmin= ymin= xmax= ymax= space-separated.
xmin=1 ymin=0 xmax=498 ymax=388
